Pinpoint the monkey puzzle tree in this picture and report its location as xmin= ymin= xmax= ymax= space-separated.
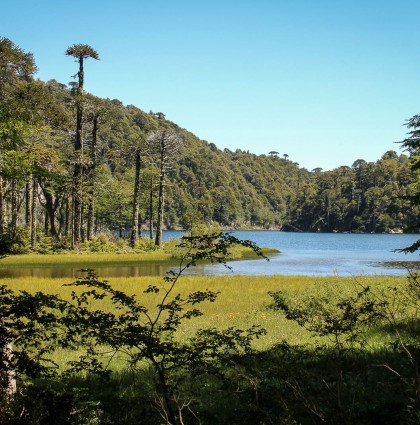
xmin=140 ymin=166 xmax=159 ymax=240
xmin=144 ymin=126 xmax=183 ymax=246
xmin=127 ymin=111 xmax=158 ymax=247
xmin=65 ymin=44 xmax=99 ymax=248
xmin=83 ymin=94 xmax=106 ymax=241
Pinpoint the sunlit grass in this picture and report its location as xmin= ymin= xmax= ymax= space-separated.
xmin=0 ymin=252 xmax=175 ymax=268
xmin=0 ymin=246 xmax=278 ymax=269
xmin=3 ymin=273 xmax=407 ymax=353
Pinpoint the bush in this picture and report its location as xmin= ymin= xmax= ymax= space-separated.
xmin=134 ymin=237 xmax=158 ymax=252
xmin=80 ymin=233 xmax=117 ymax=253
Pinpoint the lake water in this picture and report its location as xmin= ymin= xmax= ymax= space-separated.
xmin=182 ymin=230 xmax=420 ymax=277
xmin=3 ymin=231 xmax=420 ymax=278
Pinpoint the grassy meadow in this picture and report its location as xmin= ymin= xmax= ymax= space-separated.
xmin=2 ymin=271 xmax=407 ymax=351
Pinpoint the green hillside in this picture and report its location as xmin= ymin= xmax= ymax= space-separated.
xmin=0 ymin=38 xmax=418 ymax=254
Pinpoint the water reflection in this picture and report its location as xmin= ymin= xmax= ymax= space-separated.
xmin=0 ymin=264 xmax=172 ymax=279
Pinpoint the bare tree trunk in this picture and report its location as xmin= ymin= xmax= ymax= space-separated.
xmin=87 ymin=114 xmax=98 ymax=241
xmin=138 ymin=211 xmax=142 ymax=238
xmin=87 ymin=197 xmax=94 ymax=241
xmin=31 ymin=178 xmax=37 ymax=249
xmin=72 ymin=58 xmax=84 ymax=248
xmin=149 ymin=188 xmax=154 ymax=240
xmin=10 ymin=179 xmax=18 ymax=238
xmin=40 ymin=185 xmax=58 ymax=239
xmin=44 ymin=210 xmax=48 ymax=234
xmin=155 ymin=167 xmax=165 ymax=246
xmin=81 ymin=202 xmax=85 ymax=243
xmin=0 ymin=176 xmax=4 ymax=234
xmin=130 ymin=152 xmax=141 ymax=247
xmin=25 ymin=179 xmax=31 ymax=226
xmin=65 ymin=198 xmax=70 ymax=236
xmin=0 ymin=319 xmax=16 ymax=397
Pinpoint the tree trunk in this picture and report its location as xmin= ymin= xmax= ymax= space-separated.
xmin=31 ymin=178 xmax=37 ymax=249
xmin=72 ymin=57 xmax=85 ymax=248
xmin=10 ymin=179 xmax=18 ymax=238
xmin=0 ymin=319 xmax=16 ymax=397
xmin=73 ymin=129 xmax=83 ymax=248
xmin=44 ymin=210 xmax=48 ymax=234
xmin=130 ymin=152 xmax=141 ymax=247
xmin=155 ymin=167 xmax=165 ymax=246
xmin=65 ymin=198 xmax=70 ymax=236
xmin=25 ymin=179 xmax=31 ymax=226
xmin=138 ymin=211 xmax=142 ymax=238
xmin=0 ymin=176 xmax=4 ymax=234
xmin=87 ymin=114 xmax=98 ymax=241
xmin=41 ymin=186 xmax=58 ymax=239
xmin=81 ymin=202 xmax=85 ymax=242
xmin=149 ymin=188 xmax=154 ymax=240
xmin=87 ymin=196 xmax=94 ymax=241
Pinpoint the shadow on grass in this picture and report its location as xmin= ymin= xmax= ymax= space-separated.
xmin=5 ymin=343 xmax=419 ymax=425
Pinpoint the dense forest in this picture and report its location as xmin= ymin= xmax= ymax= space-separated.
xmin=1 ymin=38 xmax=419 ymax=252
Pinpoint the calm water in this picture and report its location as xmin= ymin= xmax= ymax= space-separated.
xmin=187 ymin=231 xmax=420 ymax=277
xmin=2 ymin=231 xmax=420 ymax=278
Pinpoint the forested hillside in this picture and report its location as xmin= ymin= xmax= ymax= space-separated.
xmin=0 ymin=38 xmax=418 ymax=253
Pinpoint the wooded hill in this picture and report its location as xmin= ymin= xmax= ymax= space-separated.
xmin=1 ymin=38 xmax=418 ymax=252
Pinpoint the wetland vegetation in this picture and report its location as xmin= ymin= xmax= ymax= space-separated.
xmin=2 ymin=233 xmax=420 ymax=424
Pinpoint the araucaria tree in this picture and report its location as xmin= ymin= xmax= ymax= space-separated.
xmin=144 ymin=126 xmax=183 ymax=246
xmin=65 ymin=44 xmax=99 ymax=248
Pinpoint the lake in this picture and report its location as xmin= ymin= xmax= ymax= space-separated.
xmin=2 ymin=231 xmax=419 ymax=278
xmin=185 ymin=230 xmax=420 ymax=277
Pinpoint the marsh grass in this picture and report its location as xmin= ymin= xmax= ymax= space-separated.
xmin=0 ymin=252 xmax=175 ymax=268
xmin=3 ymin=272 xmax=417 ymax=424
xmin=3 ymin=274 xmax=407 ymax=355
xmin=0 ymin=246 xmax=277 ymax=270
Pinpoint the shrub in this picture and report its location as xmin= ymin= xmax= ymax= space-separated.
xmin=80 ymin=233 xmax=118 ymax=253
xmin=134 ymin=237 xmax=158 ymax=252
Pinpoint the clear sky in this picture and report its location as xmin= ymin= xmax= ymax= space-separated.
xmin=2 ymin=0 xmax=420 ymax=170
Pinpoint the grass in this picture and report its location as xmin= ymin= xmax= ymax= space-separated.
xmin=0 ymin=247 xmax=278 ymax=269
xmin=2 ymin=273 xmax=407 ymax=352
xmin=0 ymin=252 xmax=175 ymax=268
xmin=3 ymin=271 xmax=417 ymax=424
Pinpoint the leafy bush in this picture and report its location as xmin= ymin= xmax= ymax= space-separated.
xmin=80 ymin=233 xmax=118 ymax=253
xmin=0 ymin=226 xmax=32 ymax=255
xmin=134 ymin=237 xmax=158 ymax=252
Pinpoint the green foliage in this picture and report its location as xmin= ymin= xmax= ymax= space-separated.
xmin=134 ymin=236 xmax=159 ymax=252
xmin=264 ymin=276 xmax=420 ymax=424
xmin=0 ymin=226 xmax=31 ymax=254
xmin=397 ymin=115 xmax=420 ymax=253
xmin=269 ymin=283 xmax=387 ymax=352
xmin=80 ymin=233 xmax=118 ymax=253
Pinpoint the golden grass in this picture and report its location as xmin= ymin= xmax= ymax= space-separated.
xmin=0 ymin=246 xmax=277 ymax=269
xmin=2 ymin=274 xmax=406 ymax=351
xmin=0 ymin=252 xmax=174 ymax=268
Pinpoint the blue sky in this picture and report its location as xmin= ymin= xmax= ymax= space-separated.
xmin=2 ymin=0 xmax=420 ymax=170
